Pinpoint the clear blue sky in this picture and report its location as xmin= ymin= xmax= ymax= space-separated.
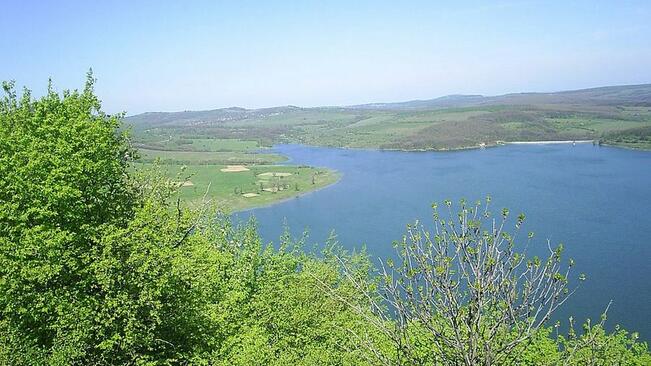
xmin=2 ymin=0 xmax=650 ymax=115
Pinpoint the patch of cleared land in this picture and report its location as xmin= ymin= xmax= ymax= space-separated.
xmin=168 ymin=180 xmax=195 ymax=187
xmin=131 ymin=137 xmax=339 ymax=211
xmin=220 ymin=165 xmax=250 ymax=172
xmin=258 ymin=172 xmax=292 ymax=177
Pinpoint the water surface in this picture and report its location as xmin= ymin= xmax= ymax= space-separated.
xmin=234 ymin=143 xmax=651 ymax=338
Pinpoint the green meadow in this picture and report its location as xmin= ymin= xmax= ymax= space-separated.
xmin=138 ymin=162 xmax=339 ymax=211
xmin=138 ymin=148 xmax=286 ymax=165
xmin=132 ymin=137 xmax=339 ymax=211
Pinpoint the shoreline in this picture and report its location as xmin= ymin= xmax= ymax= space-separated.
xmin=229 ymin=139 xmax=647 ymax=212
xmin=504 ymin=140 xmax=593 ymax=145
xmin=230 ymin=170 xmax=342 ymax=214
xmin=278 ymin=139 xmax=597 ymax=154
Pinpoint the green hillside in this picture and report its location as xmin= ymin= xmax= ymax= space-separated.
xmin=126 ymin=84 xmax=651 ymax=151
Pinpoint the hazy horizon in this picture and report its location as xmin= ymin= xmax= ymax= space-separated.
xmin=2 ymin=0 xmax=650 ymax=115
xmin=126 ymin=82 xmax=650 ymax=116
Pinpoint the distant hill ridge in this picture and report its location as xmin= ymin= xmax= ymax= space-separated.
xmin=349 ymin=84 xmax=651 ymax=110
xmin=125 ymin=84 xmax=651 ymax=127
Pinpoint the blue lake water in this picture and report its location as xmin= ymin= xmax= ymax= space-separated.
xmin=233 ymin=143 xmax=651 ymax=339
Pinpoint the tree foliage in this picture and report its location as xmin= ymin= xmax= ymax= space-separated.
xmin=0 ymin=72 xmax=140 ymax=362
xmin=0 ymin=75 xmax=373 ymax=365
xmin=329 ymin=200 xmax=650 ymax=365
xmin=0 ymin=76 xmax=649 ymax=365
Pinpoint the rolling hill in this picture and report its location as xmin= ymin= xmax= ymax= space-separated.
xmin=126 ymin=84 xmax=651 ymax=150
xmin=350 ymin=84 xmax=651 ymax=110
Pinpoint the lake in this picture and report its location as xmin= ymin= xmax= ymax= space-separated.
xmin=233 ymin=143 xmax=651 ymax=339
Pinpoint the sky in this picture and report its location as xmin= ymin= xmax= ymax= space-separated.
xmin=1 ymin=0 xmax=650 ymax=115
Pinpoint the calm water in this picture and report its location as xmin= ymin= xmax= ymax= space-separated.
xmin=233 ymin=143 xmax=651 ymax=339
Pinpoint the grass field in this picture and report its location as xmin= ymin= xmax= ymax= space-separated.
xmin=132 ymin=137 xmax=340 ymax=211
xmin=138 ymin=162 xmax=339 ymax=212
xmin=135 ymin=136 xmax=260 ymax=152
xmin=138 ymin=148 xmax=286 ymax=165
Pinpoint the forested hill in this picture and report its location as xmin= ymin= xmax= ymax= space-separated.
xmin=125 ymin=84 xmax=651 ymax=150
xmin=125 ymin=105 xmax=303 ymax=128
xmin=350 ymin=84 xmax=651 ymax=110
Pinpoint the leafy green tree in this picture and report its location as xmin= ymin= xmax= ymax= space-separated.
xmin=557 ymin=309 xmax=651 ymax=366
xmin=197 ymin=225 xmax=378 ymax=365
xmin=0 ymin=72 xmax=142 ymax=362
xmin=0 ymin=75 xmax=229 ymax=364
xmin=332 ymin=198 xmax=650 ymax=365
xmin=336 ymin=198 xmax=579 ymax=365
xmin=0 ymin=75 xmax=377 ymax=364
